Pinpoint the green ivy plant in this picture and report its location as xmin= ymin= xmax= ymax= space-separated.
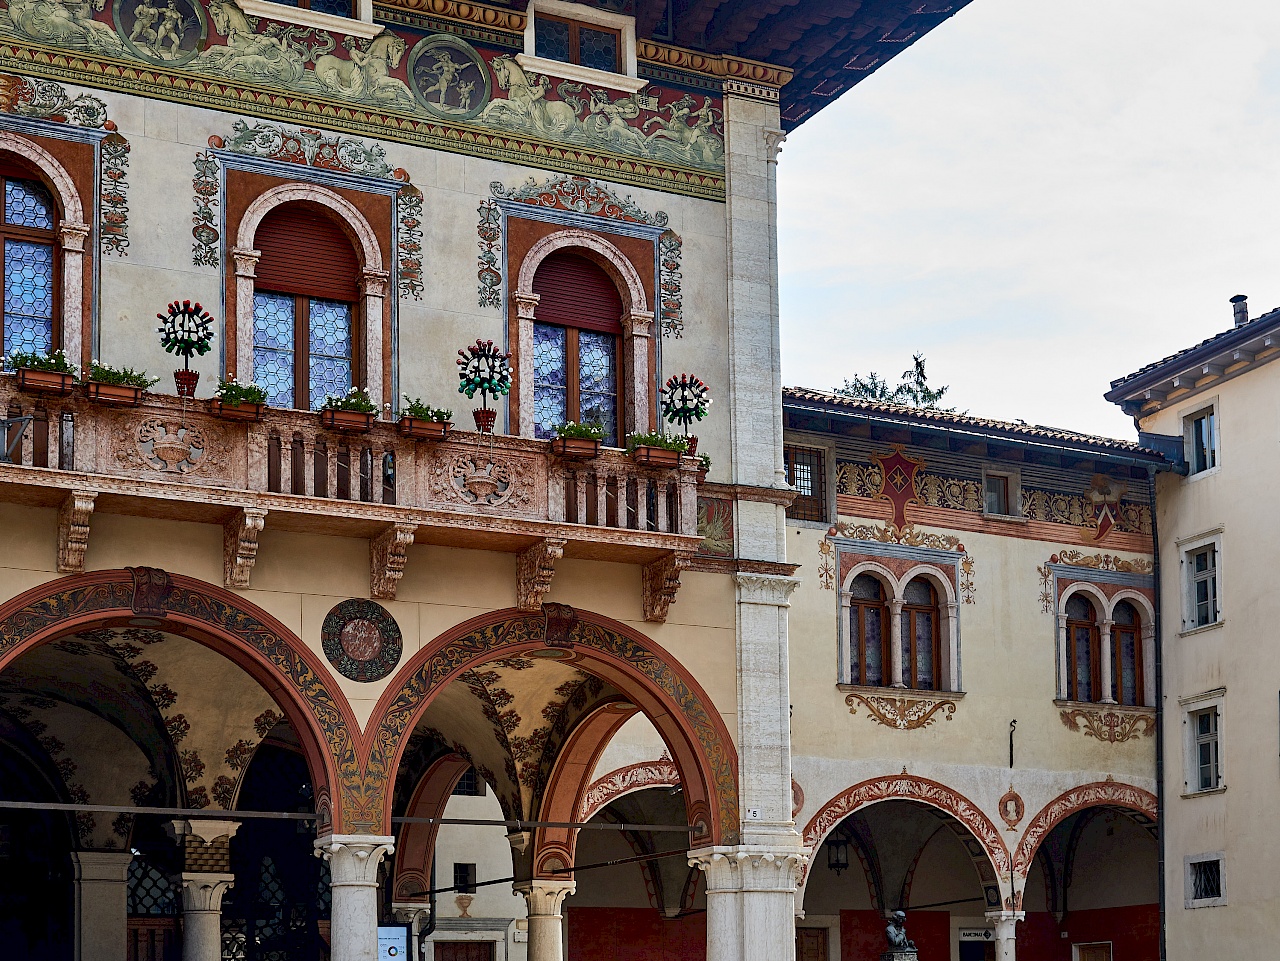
xmin=626 ymin=431 xmax=689 ymax=453
xmin=553 ymin=421 xmax=605 ymax=440
xmin=4 ymin=348 xmax=77 ymax=375
xmin=85 ymin=361 xmax=158 ymax=389
xmin=319 ymin=387 xmax=377 ymax=413
xmin=401 ymin=396 xmax=453 ymax=422
xmin=215 ymin=378 xmax=268 ymax=407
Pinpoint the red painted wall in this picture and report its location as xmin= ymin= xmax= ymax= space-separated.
xmin=567 ymin=907 xmax=706 ymax=960
xmin=841 ymin=910 xmax=950 ymax=960
xmin=1018 ymin=905 xmax=1158 ymax=961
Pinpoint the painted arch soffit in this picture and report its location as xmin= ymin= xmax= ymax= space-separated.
xmin=0 ymin=2 xmax=730 ymax=200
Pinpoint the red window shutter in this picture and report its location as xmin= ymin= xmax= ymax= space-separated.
xmin=254 ymin=203 xmax=360 ymax=302
xmin=531 ymin=251 xmax=624 ymax=333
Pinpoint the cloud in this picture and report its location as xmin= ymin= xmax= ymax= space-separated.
xmin=778 ymin=0 xmax=1280 ymax=437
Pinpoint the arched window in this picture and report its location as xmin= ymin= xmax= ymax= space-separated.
xmin=1065 ymin=594 xmax=1099 ymax=702
xmin=1111 ymin=601 xmax=1144 ymax=706
xmin=251 ymin=204 xmax=359 ymax=410
xmin=1 ymin=171 xmax=57 ymax=357
xmin=901 ymin=578 xmax=940 ymax=690
xmin=849 ymin=574 xmax=889 ymax=686
xmin=531 ymin=251 xmax=622 ymax=445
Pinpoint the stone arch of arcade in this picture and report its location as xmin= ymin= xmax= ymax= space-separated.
xmin=798 ymin=772 xmax=1012 ymax=913
xmin=0 ymin=567 xmax=357 ymax=834
xmin=367 ymin=607 xmax=739 ymax=889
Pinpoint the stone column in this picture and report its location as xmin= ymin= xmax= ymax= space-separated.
xmin=513 ymin=879 xmax=575 ymax=961
xmin=360 ymin=268 xmax=390 ymax=408
xmin=181 ymin=873 xmax=235 ymax=961
xmin=316 ymin=834 xmax=396 ymax=961
xmin=1099 ymin=619 xmax=1115 ymax=703
xmin=888 ymin=598 xmax=905 ymax=688
xmin=231 ymin=247 xmax=261 ymax=382
xmin=70 ymin=850 xmax=133 ymax=961
xmin=944 ymin=601 xmax=961 ymax=690
xmin=58 ymin=221 xmax=90 ymax=368
xmin=512 ymin=292 xmax=540 ymax=437
xmin=1056 ymin=614 xmax=1069 ymax=699
xmin=1141 ymin=624 xmax=1157 ymax=707
xmin=690 ymin=847 xmax=807 ymax=961
xmin=623 ymin=309 xmax=654 ymax=435
xmin=985 ymin=911 xmax=1023 ymax=961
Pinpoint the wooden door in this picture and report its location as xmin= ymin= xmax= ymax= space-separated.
xmin=796 ymin=927 xmax=828 ymax=961
xmin=1077 ymin=944 xmax=1112 ymax=961
xmin=435 ymin=942 xmax=496 ymax=961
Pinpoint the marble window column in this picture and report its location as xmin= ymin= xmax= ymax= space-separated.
xmin=888 ymin=598 xmax=906 ymax=688
xmin=70 ymin=850 xmax=133 ymax=961
xmin=315 ymin=834 xmax=395 ymax=961
xmin=986 ymin=911 xmax=1023 ymax=961
xmin=513 ymin=879 xmax=575 ymax=961
xmin=1099 ymin=619 xmax=1116 ymax=703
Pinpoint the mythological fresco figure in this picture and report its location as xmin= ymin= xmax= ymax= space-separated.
xmin=312 ymin=30 xmax=412 ymax=104
xmin=127 ymin=0 xmax=158 ymax=44
xmin=457 ymin=79 xmax=475 ymax=111
xmin=152 ymin=0 xmax=186 ymax=58
xmin=419 ymin=49 xmax=469 ymax=106
xmin=3 ymin=0 xmax=123 ymax=52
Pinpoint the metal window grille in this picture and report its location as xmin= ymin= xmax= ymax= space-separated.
xmin=127 ymin=858 xmax=178 ymax=916
xmin=1190 ymin=858 xmax=1222 ymax=900
xmin=785 ymin=446 xmax=826 ymax=522
xmin=452 ymin=768 xmax=485 ymax=797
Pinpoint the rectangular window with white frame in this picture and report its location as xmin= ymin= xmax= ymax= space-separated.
xmin=982 ymin=468 xmax=1020 ymax=517
xmin=1183 ymin=402 xmax=1218 ymax=475
xmin=1180 ymin=688 xmax=1225 ymax=795
xmin=522 ymin=0 xmax=643 ymax=90
xmin=1184 ymin=853 xmax=1226 ymax=908
xmin=1178 ymin=530 xmax=1223 ymax=632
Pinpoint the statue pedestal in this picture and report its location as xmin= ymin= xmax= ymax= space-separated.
xmin=881 ymin=953 xmax=919 ymax=961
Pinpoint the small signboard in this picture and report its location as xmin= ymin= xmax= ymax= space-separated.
xmin=378 ymin=924 xmax=410 ymax=960
xmin=959 ymin=928 xmax=995 ymax=942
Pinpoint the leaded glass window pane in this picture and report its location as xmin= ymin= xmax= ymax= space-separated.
xmin=913 ymin=611 xmax=935 ymax=689
xmin=535 ymin=18 xmax=570 ymax=62
xmin=578 ymin=329 xmax=617 ymax=445
xmin=1118 ymin=629 xmax=1139 ymax=705
xmin=533 ymin=323 xmax=567 ymax=439
xmin=308 ymin=0 xmax=349 ymax=16
xmin=308 ymin=298 xmax=351 ymax=409
xmin=4 ymin=239 xmax=53 ymax=356
xmin=851 ymin=574 xmax=882 ymax=601
xmin=253 ymin=292 xmax=295 ymax=409
xmin=579 ymin=27 xmax=618 ymax=72
xmin=1073 ymin=626 xmax=1093 ymax=702
xmin=861 ymin=607 xmax=882 ymax=686
xmin=5 ymin=178 xmax=53 ymax=230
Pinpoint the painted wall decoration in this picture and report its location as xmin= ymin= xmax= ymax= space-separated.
xmin=191 ymin=148 xmax=219 ymax=266
xmin=658 ymin=228 xmax=682 ymax=337
xmin=321 ymin=598 xmax=403 ymax=682
xmin=397 ymin=182 xmax=423 ymax=300
xmin=211 ymin=118 xmax=402 ymax=178
xmin=0 ymin=1 xmax=729 ymax=199
xmin=475 ymin=197 xmax=501 ymax=308
xmin=872 ymin=446 xmax=923 ymax=531
xmin=99 ymin=130 xmax=130 ymax=255
xmin=491 ymin=172 xmax=669 ymax=225
xmin=844 ymin=690 xmax=957 ymax=730
xmin=697 ymin=495 xmax=732 ymax=557
xmin=825 ymin=520 xmax=976 ymax=603
xmin=1036 ymin=551 xmax=1155 ymax=614
xmin=1059 ymin=706 xmax=1155 ymax=743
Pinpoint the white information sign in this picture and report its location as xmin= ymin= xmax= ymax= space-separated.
xmin=378 ymin=925 xmax=409 ymax=959
xmin=959 ymin=928 xmax=995 ymax=942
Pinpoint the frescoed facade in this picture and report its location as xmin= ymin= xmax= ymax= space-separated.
xmin=1105 ymin=295 xmax=1280 ymax=961
xmin=0 ymin=3 xmax=987 ymax=961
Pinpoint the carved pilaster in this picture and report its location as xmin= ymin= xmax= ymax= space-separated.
xmin=57 ymin=490 xmax=95 ymax=573
xmin=223 ymin=507 xmax=267 ymax=590
xmin=517 ymin=537 xmax=566 ymax=611
xmin=643 ymin=551 xmax=690 ymax=623
xmin=371 ymin=522 xmax=416 ymax=600
xmin=763 ymin=128 xmax=787 ymax=164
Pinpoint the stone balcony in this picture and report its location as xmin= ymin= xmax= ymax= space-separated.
xmin=0 ymin=379 xmax=702 ymax=621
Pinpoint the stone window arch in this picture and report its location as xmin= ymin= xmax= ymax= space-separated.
xmin=0 ymin=132 xmax=89 ymax=367
xmin=233 ymin=183 xmax=388 ymax=407
xmin=513 ymin=229 xmax=654 ymax=439
xmin=1057 ymin=583 xmax=1108 ymax=703
xmin=1106 ymin=590 xmax=1156 ymax=707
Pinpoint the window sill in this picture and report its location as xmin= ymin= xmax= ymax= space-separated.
xmin=1054 ymin=699 xmax=1154 ymax=713
xmin=839 ymin=685 xmax=963 ymax=730
xmin=1184 ymin=465 xmax=1221 ymax=484
xmin=514 ymin=53 xmax=648 ymax=94
xmin=839 ymin=684 xmax=965 ymax=698
xmin=1179 ymin=620 xmax=1225 ymax=638
xmin=982 ymin=511 xmax=1029 ymax=524
xmin=238 ymin=0 xmax=382 ymax=38
xmin=1181 ymin=786 xmax=1227 ymax=799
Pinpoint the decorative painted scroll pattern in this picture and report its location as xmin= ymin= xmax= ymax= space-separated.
xmin=397 ymin=184 xmax=423 ymax=300
xmin=1059 ymin=707 xmax=1155 ymax=744
xmin=492 ymin=172 xmax=669 ymax=226
xmin=476 ymin=198 xmax=501 ymax=308
xmin=1011 ymin=779 xmax=1157 ymax=877
xmin=578 ymin=759 xmax=680 ymax=822
xmin=0 ymin=72 xmax=108 ymax=127
xmin=658 ymin=228 xmax=682 ymax=337
xmin=191 ymin=149 xmax=220 ymax=267
xmin=99 ymin=131 xmax=129 ymax=255
xmin=1037 ymin=564 xmax=1054 ymax=613
xmin=844 ymin=690 xmax=956 ymax=730
xmin=835 ymin=462 xmax=883 ymax=499
xmin=817 ymin=537 xmax=835 ymax=590
xmin=916 ymin=473 xmax=982 ymax=512
xmin=211 ymin=119 xmax=402 ymax=180
xmin=825 ymin=521 xmax=976 ymax=603
xmin=1052 ymin=550 xmax=1153 ymax=574
xmin=1023 ymin=487 xmax=1151 ymax=536
xmin=696 ymin=496 xmax=732 ymax=557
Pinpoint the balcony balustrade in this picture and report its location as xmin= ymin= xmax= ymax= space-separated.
xmin=0 ymin=379 xmax=701 ymax=619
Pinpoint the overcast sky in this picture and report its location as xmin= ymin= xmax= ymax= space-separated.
xmin=776 ymin=0 xmax=1280 ymax=439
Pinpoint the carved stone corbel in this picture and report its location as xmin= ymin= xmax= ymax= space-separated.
xmin=57 ymin=490 xmax=95 ymax=573
xmin=371 ymin=523 xmax=417 ymax=600
xmin=223 ymin=508 xmax=267 ymax=589
xmin=517 ymin=537 xmax=566 ymax=611
xmin=643 ymin=551 xmax=691 ymax=623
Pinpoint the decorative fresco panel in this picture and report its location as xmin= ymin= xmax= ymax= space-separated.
xmin=191 ymin=148 xmax=219 ymax=266
xmin=321 ymin=598 xmax=403 ymax=682
xmin=99 ymin=130 xmax=129 ymax=255
xmin=696 ymin=495 xmax=732 ymax=557
xmin=397 ymin=182 xmax=423 ymax=300
xmin=658 ymin=228 xmax=682 ymax=337
xmin=0 ymin=0 xmax=729 ymax=199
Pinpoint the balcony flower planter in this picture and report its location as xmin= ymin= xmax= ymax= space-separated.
xmin=211 ymin=399 xmax=265 ymax=422
xmin=550 ymin=437 xmax=601 ymax=460
xmin=16 ymin=368 xmax=75 ymax=396
xmin=398 ymin=417 xmax=452 ymax=440
xmin=321 ymin=409 xmax=376 ymax=433
xmin=85 ymin=381 xmax=145 ymax=407
xmin=630 ymin=445 xmax=683 ymax=469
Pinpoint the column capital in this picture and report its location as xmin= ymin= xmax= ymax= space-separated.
xmin=70 ymin=849 xmax=133 ymax=882
xmin=180 ymin=872 xmax=235 ymax=913
xmin=231 ymin=247 xmax=261 ymax=278
xmin=314 ymin=834 xmax=395 ymax=886
xmin=360 ymin=268 xmax=390 ymax=297
xmin=763 ymin=128 xmax=787 ymax=164
xmin=513 ymin=878 xmax=576 ymax=916
xmin=59 ymin=221 xmax=91 ymax=251
xmin=625 ymin=309 xmax=654 ymax=337
xmin=512 ymin=291 xmax=541 ymax=321
xmin=985 ymin=910 xmax=1025 ymax=934
xmin=688 ymin=844 xmax=809 ymax=893
xmin=734 ymin=572 xmax=799 ymax=607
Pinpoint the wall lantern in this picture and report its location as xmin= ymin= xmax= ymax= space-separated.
xmin=827 ymin=834 xmax=850 ymax=876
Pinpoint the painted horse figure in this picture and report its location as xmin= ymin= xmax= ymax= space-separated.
xmin=482 ymin=55 xmax=580 ymax=138
xmin=202 ymin=0 xmax=322 ymax=85
xmin=313 ymin=31 xmax=412 ymax=104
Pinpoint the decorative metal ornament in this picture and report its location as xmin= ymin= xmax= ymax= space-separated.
xmin=457 ymin=339 xmax=512 ymax=409
xmin=660 ymin=373 xmax=711 ymax=431
xmin=321 ymin=598 xmax=403 ymax=683
xmin=157 ymin=300 xmax=214 ymax=363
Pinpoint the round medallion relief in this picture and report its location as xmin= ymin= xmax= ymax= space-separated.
xmin=322 ymin=599 xmax=402 ymax=682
